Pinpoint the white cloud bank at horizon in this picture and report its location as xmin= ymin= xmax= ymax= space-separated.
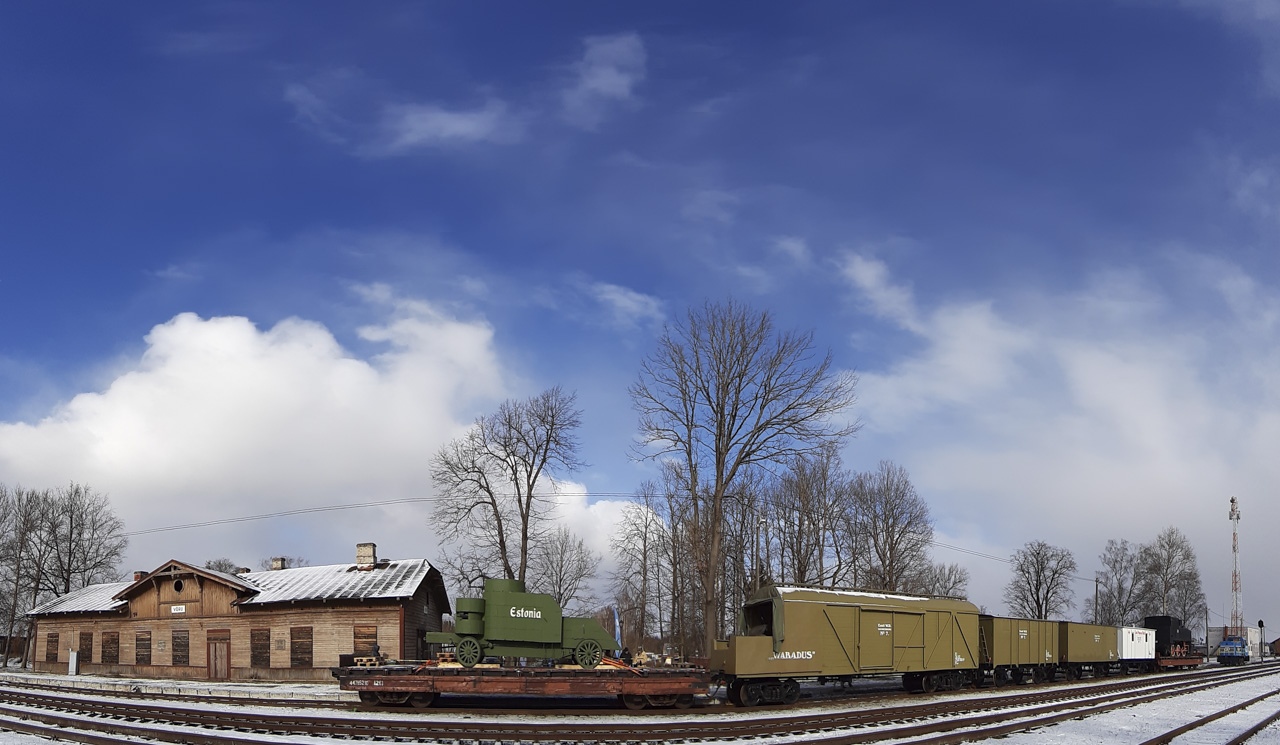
xmin=0 ymin=287 xmax=518 ymax=573
xmin=840 ymin=250 xmax=1280 ymax=626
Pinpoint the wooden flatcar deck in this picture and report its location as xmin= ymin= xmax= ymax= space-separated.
xmin=333 ymin=663 xmax=710 ymax=707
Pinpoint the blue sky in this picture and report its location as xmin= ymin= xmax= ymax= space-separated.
xmin=3 ymin=1 xmax=1279 ymax=629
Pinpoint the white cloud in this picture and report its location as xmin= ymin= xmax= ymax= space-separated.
xmin=587 ymin=282 xmax=665 ymax=330
xmin=841 ymin=252 xmax=1280 ymax=621
xmin=562 ymin=33 xmax=647 ymax=130
xmin=361 ymin=99 xmax=523 ymax=156
xmin=772 ymin=236 xmax=812 ymax=266
xmin=284 ymin=71 xmax=521 ymax=156
xmin=681 ymin=188 xmax=739 ymax=225
xmin=0 ymin=290 xmax=508 ymax=573
xmin=1175 ymin=0 xmax=1280 ymax=95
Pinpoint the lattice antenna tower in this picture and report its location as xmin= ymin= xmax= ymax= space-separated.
xmin=1229 ymin=496 xmax=1243 ymax=633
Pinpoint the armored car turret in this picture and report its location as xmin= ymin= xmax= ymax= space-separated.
xmin=423 ymin=578 xmax=618 ymax=668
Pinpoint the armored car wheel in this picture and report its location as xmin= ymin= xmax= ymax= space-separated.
xmin=574 ymin=639 xmax=604 ymax=669
xmin=456 ymin=637 xmax=483 ymax=668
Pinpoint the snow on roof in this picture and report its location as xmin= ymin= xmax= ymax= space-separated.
xmin=774 ymin=585 xmax=968 ymax=604
xmin=235 ymin=559 xmax=433 ymax=605
xmin=28 ymin=582 xmax=131 ymax=616
xmin=200 ymin=567 xmax=260 ymax=592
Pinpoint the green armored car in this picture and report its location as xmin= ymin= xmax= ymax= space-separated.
xmin=424 ymin=578 xmax=619 ymax=668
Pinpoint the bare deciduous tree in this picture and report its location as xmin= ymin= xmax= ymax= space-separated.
xmin=853 ymin=461 xmax=933 ymax=593
xmin=770 ymin=445 xmax=852 ymax=588
xmin=0 ymin=485 xmax=47 ymax=664
xmin=1081 ymin=539 xmax=1144 ymax=625
xmin=629 ymin=299 xmax=858 ymax=655
xmin=431 ymin=386 xmax=583 ymax=586
xmin=203 ymin=558 xmax=241 ymax=574
xmin=1138 ymin=526 xmax=1205 ymax=621
xmin=36 ymin=483 xmax=128 ymax=597
xmin=257 ymin=556 xmax=309 ymax=570
xmin=527 ymin=524 xmax=598 ymax=614
xmin=923 ymin=562 xmax=970 ymax=598
xmin=1004 ymin=540 xmax=1077 ymax=620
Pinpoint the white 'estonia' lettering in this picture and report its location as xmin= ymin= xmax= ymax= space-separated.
xmin=510 ymin=607 xmax=543 ymax=619
xmin=768 ymin=650 xmax=816 ymax=661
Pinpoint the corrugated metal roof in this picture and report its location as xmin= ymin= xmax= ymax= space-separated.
xmin=236 ymin=559 xmax=432 ymax=605
xmin=28 ymin=582 xmax=130 ymax=616
xmin=201 ymin=567 xmax=260 ymax=592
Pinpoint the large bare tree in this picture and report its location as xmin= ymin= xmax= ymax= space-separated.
xmin=923 ymin=562 xmax=970 ymax=598
xmin=630 ymin=300 xmax=858 ymax=655
xmin=36 ymin=483 xmax=128 ymax=597
xmin=1004 ymin=540 xmax=1077 ymax=620
xmin=527 ymin=524 xmax=598 ymax=614
xmin=852 ymin=461 xmax=933 ymax=593
xmin=769 ymin=445 xmax=853 ymax=588
xmin=1082 ymin=539 xmax=1144 ymax=625
xmin=1138 ymin=526 xmax=1205 ymax=620
xmin=431 ymin=386 xmax=583 ymax=587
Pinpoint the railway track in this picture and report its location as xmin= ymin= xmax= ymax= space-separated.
xmin=1 ymin=663 xmax=1276 ymax=744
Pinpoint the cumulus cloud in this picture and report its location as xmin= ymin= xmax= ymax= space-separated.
xmin=562 ymin=32 xmax=647 ymax=130
xmin=0 ymin=289 xmax=508 ymax=572
xmin=841 ymin=252 xmax=1280 ymax=621
xmin=1176 ymin=0 xmax=1280 ymax=95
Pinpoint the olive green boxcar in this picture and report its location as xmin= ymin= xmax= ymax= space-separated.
xmin=978 ymin=617 xmax=1059 ymax=684
xmin=709 ymin=586 xmax=981 ymax=705
xmin=1058 ymin=621 xmax=1119 ymax=679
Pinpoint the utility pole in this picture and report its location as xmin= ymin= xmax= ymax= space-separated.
xmin=1229 ymin=496 xmax=1243 ymax=635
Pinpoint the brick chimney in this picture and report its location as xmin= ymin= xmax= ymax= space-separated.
xmin=271 ymin=557 xmax=286 ymax=571
xmin=133 ymin=571 xmax=146 ymax=581
xmin=356 ymin=542 xmax=377 ymax=569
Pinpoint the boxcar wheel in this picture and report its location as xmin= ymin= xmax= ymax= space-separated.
xmin=574 ymin=639 xmax=604 ymax=669
xmin=740 ymin=681 xmax=765 ymax=707
xmin=921 ymin=674 xmax=938 ymax=694
xmin=456 ymin=637 xmax=483 ymax=668
xmin=781 ymin=679 xmax=800 ymax=705
xmin=727 ymin=679 xmax=744 ymax=707
xmin=621 ymin=694 xmax=648 ymax=710
xmin=992 ymin=668 xmax=1006 ymax=687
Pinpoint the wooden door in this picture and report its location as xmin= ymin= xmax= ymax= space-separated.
xmin=207 ymin=641 xmax=230 ymax=679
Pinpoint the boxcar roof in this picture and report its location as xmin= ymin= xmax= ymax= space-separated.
xmin=769 ymin=585 xmax=980 ymax=613
xmin=28 ymin=581 xmax=131 ymax=616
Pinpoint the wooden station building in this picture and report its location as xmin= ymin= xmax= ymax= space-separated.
xmin=27 ymin=543 xmax=450 ymax=681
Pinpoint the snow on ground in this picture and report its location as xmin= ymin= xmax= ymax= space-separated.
xmin=980 ymin=671 xmax=1280 ymax=745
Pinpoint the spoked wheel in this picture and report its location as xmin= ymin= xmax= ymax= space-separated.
xmin=574 ymin=639 xmax=604 ymax=669
xmin=376 ymin=692 xmax=412 ymax=706
xmin=620 ymin=694 xmax=648 ymax=710
xmin=409 ymin=692 xmax=437 ymax=709
xmin=456 ymin=637 xmax=483 ymax=668
xmin=921 ymin=674 xmax=938 ymax=694
xmin=674 ymin=694 xmax=695 ymax=709
xmin=739 ymin=682 xmax=765 ymax=707
xmin=781 ymin=679 xmax=800 ymax=705
xmin=358 ymin=691 xmax=379 ymax=704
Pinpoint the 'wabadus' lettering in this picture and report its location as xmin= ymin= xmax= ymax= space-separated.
xmin=769 ymin=650 xmax=816 ymax=660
